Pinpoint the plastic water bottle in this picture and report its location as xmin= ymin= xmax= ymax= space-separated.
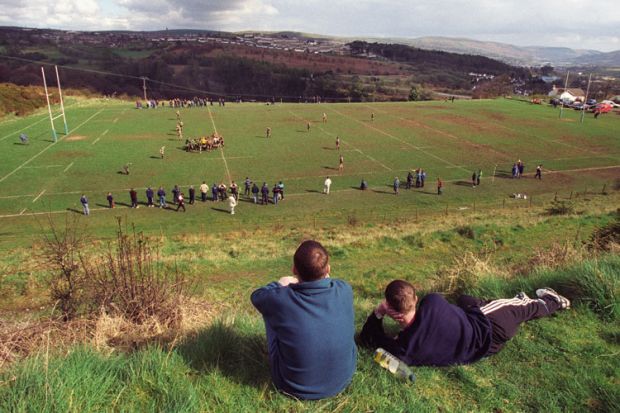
xmin=374 ymin=348 xmax=415 ymax=382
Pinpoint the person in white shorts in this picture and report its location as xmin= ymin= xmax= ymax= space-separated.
xmin=324 ymin=176 xmax=332 ymax=194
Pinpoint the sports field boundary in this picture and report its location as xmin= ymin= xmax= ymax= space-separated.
xmin=0 ymin=164 xmax=616 ymax=220
xmin=0 ymin=108 xmax=105 ymax=184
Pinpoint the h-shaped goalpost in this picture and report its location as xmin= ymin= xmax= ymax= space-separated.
xmin=41 ymin=65 xmax=68 ymax=142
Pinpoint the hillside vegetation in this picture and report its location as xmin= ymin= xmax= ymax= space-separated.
xmin=0 ymin=194 xmax=618 ymax=412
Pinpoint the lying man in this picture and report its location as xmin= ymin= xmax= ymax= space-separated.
xmin=359 ymin=279 xmax=570 ymax=366
xmin=251 ymin=240 xmax=356 ymax=399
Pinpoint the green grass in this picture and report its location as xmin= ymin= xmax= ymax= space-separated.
xmin=0 ymin=98 xmax=618 ymax=249
xmin=1 ymin=247 xmax=618 ymax=412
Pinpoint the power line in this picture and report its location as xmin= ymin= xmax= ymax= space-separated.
xmin=0 ymin=53 xmax=378 ymax=101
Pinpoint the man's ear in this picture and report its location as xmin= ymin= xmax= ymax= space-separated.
xmin=292 ymin=264 xmax=299 ymax=276
xmin=325 ymin=263 xmax=331 ymax=277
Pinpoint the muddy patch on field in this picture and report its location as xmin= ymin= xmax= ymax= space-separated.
xmin=51 ymin=150 xmax=91 ymax=159
xmin=65 ymin=135 xmax=86 ymax=141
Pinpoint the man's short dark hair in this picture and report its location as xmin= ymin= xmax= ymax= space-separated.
xmin=385 ymin=280 xmax=417 ymax=313
xmin=294 ymin=240 xmax=329 ymax=282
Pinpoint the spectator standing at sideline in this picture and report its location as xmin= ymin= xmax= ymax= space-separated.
xmin=324 ymin=176 xmax=332 ymax=194
xmin=80 ymin=194 xmax=89 ymax=215
xmin=189 ymin=185 xmax=195 ymax=205
xmin=106 ymin=192 xmax=114 ymax=208
xmin=535 ymin=165 xmax=542 ymax=180
xmin=393 ymin=177 xmax=400 ymax=195
xmin=129 ymin=188 xmax=139 ymax=208
xmin=212 ymin=183 xmax=218 ymax=202
xmin=176 ymin=192 xmax=186 ymax=212
xmin=200 ymin=182 xmax=209 ymax=202
xmin=229 ymin=194 xmax=237 ymax=215
xmin=251 ymin=182 xmax=260 ymax=203
xmin=261 ymin=182 xmax=270 ymax=205
xmin=157 ymin=186 xmax=166 ymax=208
xmin=146 ymin=187 xmax=154 ymax=207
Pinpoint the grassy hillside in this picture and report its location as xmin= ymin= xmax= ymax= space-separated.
xmin=0 ymin=197 xmax=618 ymax=412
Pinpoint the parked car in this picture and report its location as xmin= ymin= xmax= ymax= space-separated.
xmin=594 ymin=103 xmax=613 ymax=114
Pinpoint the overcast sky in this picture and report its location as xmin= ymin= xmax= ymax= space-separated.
xmin=1 ymin=0 xmax=619 ymax=51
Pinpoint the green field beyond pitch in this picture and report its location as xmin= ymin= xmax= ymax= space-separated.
xmin=0 ymin=98 xmax=618 ymax=245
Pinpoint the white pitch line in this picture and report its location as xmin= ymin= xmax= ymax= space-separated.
xmin=91 ymin=129 xmax=109 ymax=146
xmin=63 ymin=162 xmax=74 ymax=173
xmin=113 ymin=118 xmax=119 ymax=124
xmin=23 ymin=165 xmax=64 ymax=169
xmin=331 ymin=107 xmax=469 ymax=173
xmin=19 ymin=208 xmax=27 ymax=215
xmin=363 ymin=104 xmax=512 ymax=163
xmin=206 ymin=105 xmax=232 ymax=182
xmin=0 ymin=109 xmax=104 ymax=184
xmin=32 ymin=189 xmax=46 ymax=203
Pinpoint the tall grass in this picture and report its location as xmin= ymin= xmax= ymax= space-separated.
xmin=1 ymin=255 xmax=618 ymax=412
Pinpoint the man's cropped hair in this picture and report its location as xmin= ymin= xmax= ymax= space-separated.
xmin=294 ymin=240 xmax=330 ymax=282
xmin=385 ymin=280 xmax=417 ymax=314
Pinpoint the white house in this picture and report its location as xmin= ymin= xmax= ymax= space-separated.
xmin=548 ymin=85 xmax=586 ymax=102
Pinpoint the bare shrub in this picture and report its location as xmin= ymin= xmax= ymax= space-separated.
xmin=433 ymin=252 xmax=501 ymax=297
xmin=516 ymin=242 xmax=584 ymax=275
xmin=39 ymin=215 xmax=89 ymax=321
xmin=546 ymin=200 xmax=574 ymax=216
xmin=84 ymin=219 xmax=193 ymax=329
xmin=588 ymin=221 xmax=620 ymax=252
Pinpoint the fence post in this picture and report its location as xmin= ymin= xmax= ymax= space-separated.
xmin=473 ymin=200 xmax=476 ymax=213
xmin=502 ymin=199 xmax=505 ymax=209
xmin=569 ymin=191 xmax=573 ymax=199
xmin=602 ymin=184 xmax=607 ymax=195
xmin=415 ymin=207 xmax=418 ymax=222
xmin=529 ymin=196 xmax=532 ymax=208
xmin=445 ymin=205 xmax=448 ymax=216
xmin=554 ymin=192 xmax=557 ymax=201
xmin=314 ymin=216 xmax=316 ymax=229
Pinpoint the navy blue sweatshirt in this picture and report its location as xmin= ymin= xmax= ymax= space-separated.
xmin=359 ymin=293 xmax=491 ymax=366
xmin=251 ymin=278 xmax=357 ymax=400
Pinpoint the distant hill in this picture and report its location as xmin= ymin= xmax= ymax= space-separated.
xmin=392 ymin=36 xmax=606 ymax=66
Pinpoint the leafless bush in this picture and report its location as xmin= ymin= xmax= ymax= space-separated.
xmin=40 ymin=215 xmax=89 ymax=321
xmin=433 ymin=252 xmax=501 ymax=298
xmin=516 ymin=242 xmax=584 ymax=275
xmin=588 ymin=221 xmax=620 ymax=252
xmin=84 ymin=218 xmax=193 ymax=329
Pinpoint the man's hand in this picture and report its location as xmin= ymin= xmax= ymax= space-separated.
xmin=386 ymin=307 xmax=406 ymax=324
xmin=278 ymin=276 xmax=299 ymax=287
xmin=374 ymin=300 xmax=390 ymax=318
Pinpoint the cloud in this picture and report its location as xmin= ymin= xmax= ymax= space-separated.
xmin=0 ymin=0 xmax=618 ymax=51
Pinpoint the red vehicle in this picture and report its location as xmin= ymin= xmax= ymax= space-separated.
xmin=594 ymin=103 xmax=613 ymax=114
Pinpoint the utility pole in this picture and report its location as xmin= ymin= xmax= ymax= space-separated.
xmin=141 ymin=76 xmax=148 ymax=101
xmin=580 ymin=73 xmax=592 ymax=124
xmin=559 ymin=71 xmax=569 ymax=119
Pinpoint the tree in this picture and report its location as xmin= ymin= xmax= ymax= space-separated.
xmin=408 ymin=85 xmax=419 ymax=101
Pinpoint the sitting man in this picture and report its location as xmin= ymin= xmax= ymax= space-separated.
xmin=251 ymin=240 xmax=356 ymax=399
xmin=359 ymin=279 xmax=569 ymax=366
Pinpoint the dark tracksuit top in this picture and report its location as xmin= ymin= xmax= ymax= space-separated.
xmin=359 ymin=293 xmax=492 ymax=366
xmin=251 ymin=278 xmax=357 ymax=400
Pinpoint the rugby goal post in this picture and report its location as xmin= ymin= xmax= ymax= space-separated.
xmin=41 ymin=65 xmax=69 ymax=142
